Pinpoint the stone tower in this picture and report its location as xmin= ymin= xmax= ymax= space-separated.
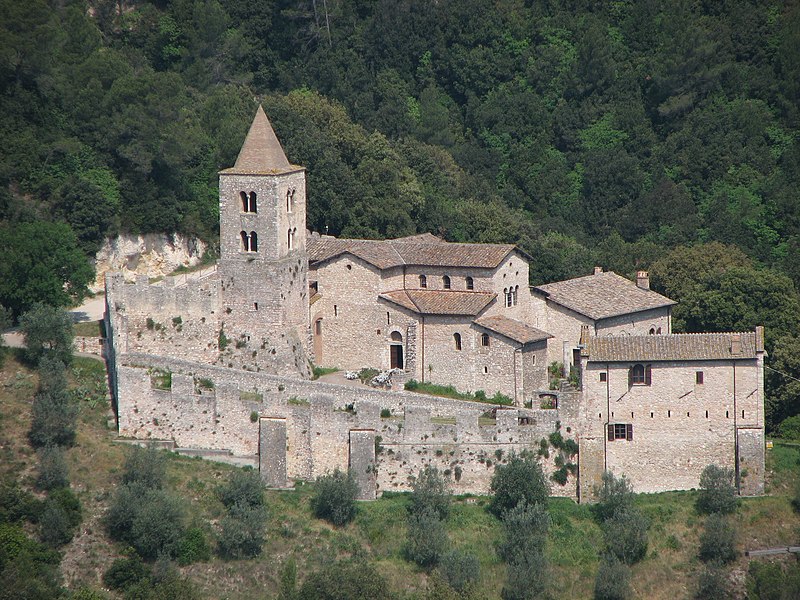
xmin=217 ymin=106 xmax=310 ymax=377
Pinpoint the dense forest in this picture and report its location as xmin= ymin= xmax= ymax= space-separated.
xmin=1 ymin=0 xmax=799 ymax=430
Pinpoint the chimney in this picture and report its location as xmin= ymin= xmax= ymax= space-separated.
xmin=755 ymin=326 xmax=764 ymax=352
xmin=636 ymin=271 xmax=650 ymax=290
xmin=730 ymin=334 xmax=742 ymax=355
xmin=593 ymin=266 xmax=603 ymax=275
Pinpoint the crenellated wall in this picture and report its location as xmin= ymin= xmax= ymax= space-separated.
xmin=112 ymin=352 xmax=581 ymax=499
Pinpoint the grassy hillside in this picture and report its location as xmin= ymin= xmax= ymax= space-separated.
xmin=1 ymin=352 xmax=798 ymax=599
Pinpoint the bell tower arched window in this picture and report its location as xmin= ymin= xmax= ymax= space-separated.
xmin=250 ymin=231 xmax=258 ymax=252
xmin=249 ymin=192 xmax=257 ymax=213
xmin=240 ymin=191 xmax=248 ymax=212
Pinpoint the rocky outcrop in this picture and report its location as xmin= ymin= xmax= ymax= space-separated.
xmin=91 ymin=233 xmax=207 ymax=292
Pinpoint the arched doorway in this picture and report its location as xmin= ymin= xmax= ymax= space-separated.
xmin=390 ymin=331 xmax=404 ymax=370
xmin=313 ymin=318 xmax=323 ymax=364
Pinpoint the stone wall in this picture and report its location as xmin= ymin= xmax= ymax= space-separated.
xmin=595 ymin=307 xmax=671 ymax=336
xmin=112 ymin=352 xmax=579 ymax=498
xmin=580 ymin=357 xmax=764 ymax=495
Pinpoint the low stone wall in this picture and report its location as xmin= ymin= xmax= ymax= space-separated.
xmin=113 ymin=352 xmax=580 ymax=499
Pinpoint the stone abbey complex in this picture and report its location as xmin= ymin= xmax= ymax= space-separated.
xmin=105 ymin=107 xmax=766 ymax=501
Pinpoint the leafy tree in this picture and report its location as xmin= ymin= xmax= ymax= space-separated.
xmin=129 ymin=489 xmax=186 ymax=560
xmin=19 ymin=304 xmax=75 ymax=366
xmin=489 ymin=452 xmax=549 ymax=517
xmin=410 ymin=466 xmax=450 ymax=520
xmin=502 ymin=547 xmax=549 ymax=600
xmin=696 ymin=465 xmax=737 ymax=515
xmin=38 ymin=499 xmax=74 ymax=547
xmin=298 ymin=560 xmax=394 ymax=600
xmin=217 ymin=468 xmax=264 ymax=509
xmin=594 ymin=556 xmax=631 ymax=600
xmin=405 ymin=507 xmax=447 ymax=569
xmin=29 ymin=388 xmax=77 ymax=448
xmin=0 ymin=223 xmax=92 ymax=320
xmin=217 ymin=502 xmax=267 ymax=559
xmin=122 ymin=445 xmax=165 ymax=490
xmin=767 ymin=334 xmax=800 ymax=432
xmin=699 ymin=513 xmax=738 ymax=565
xmin=593 ymin=471 xmax=634 ymax=523
xmin=35 ymin=446 xmax=69 ymax=491
xmin=602 ymin=507 xmax=649 ymax=565
xmin=498 ymin=501 xmax=549 ymax=563
xmin=694 ymin=565 xmax=731 ymax=600
xmin=438 ymin=550 xmax=480 ymax=595
xmin=310 ymin=468 xmax=358 ymax=526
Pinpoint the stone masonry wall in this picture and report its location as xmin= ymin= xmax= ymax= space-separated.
xmin=581 ymin=358 xmax=764 ymax=494
xmin=113 ymin=352 xmax=579 ymax=498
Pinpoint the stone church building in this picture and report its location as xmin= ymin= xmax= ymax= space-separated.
xmin=104 ymin=107 xmax=765 ymax=499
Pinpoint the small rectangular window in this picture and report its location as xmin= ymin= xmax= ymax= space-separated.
xmin=600 ymin=372 xmax=607 ymax=382
xmin=608 ymin=423 xmax=633 ymax=441
xmin=483 ymin=366 xmax=488 ymax=374
xmin=696 ymin=371 xmax=704 ymax=384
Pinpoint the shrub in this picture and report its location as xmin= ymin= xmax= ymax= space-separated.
xmin=176 ymin=527 xmax=211 ymax=566
xmin=298 ymin=560 xmax=393 ymax=600
xmin=217 ymin=503 xmax=267 ymax=559
xmin=502 ymin=548 xmax=549 ymax=600
xmin=37 ymin=355 xmax=68 ymax=395
xmin=498 ymin=502 xmax=550 ymax=563
xmin=311 ymin=469 xmax=358 ymax=526
xmin=696 ymin=465 xmax=737 ymax=515
xmin=28 ymin=388 xmax=77 ymax=448
xmin=439 ymin=550 xmax=480 ymax=594
xmin=694 ymin=565 xmax=731 ymax=600
xmin=0 ymin=483 xmax=43 ymax=524
xmin=778 ymin=414 xmax=800 ymax=440
xmin=410 ymin=466 xmax=450 ymax=520
xmin=103 ymin=557 xmax=151 ymax=591
xmin=19 ymin=303 xmax=74 ymax=366
xmin=35 ymin=446 xmax=69 ymax=491
xmin=380 ymin=408 xmax=391 ymax=418
xmin=747 ymin=560 xmax=800 ymax=599
xmin=602 ymin=507 xmax=649 ymax=565
xmin=594 ymin=556 xmax=631 ymax=600
xmin=39 ymin=498 xmax=77 ymax=547
xmin=49 ymin=488 xmax=82 ymax=529
xmin=105 ymin=483 xmax=144 ymax=544
xmin=122 ymin=446 xmax=165 ymax=490
xmin=405 ymin=508 xmax=447 ymax=568
xmin=593 ymin=471 xmax=634 ymax=523
xmin=489 ymin=452 xmax=550 ymax=517
xmin=217 ymin=469 xmax=264 ymax=510
xmin=699 ymin=513 xmax=737 ymax=565
xmin=129 ymin=489 xmax=186 ymax=560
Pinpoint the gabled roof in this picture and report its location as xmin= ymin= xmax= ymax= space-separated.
xmin=473 ymin=315 xmax=552 ymax=345
xmin=586 ymin=331 xmax=761 ymax=362
xmin=308 ymin=235 xmax=516 ymax=270
xmin=379 ymin=289 xmax=496 ymax=316
xmin=533 ymin=271 xmax=675 ymax=321
xmin=220 ymin=105 xmax=300 ymax=175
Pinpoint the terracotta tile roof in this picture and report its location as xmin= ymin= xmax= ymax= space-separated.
xmin=533 ymin=271 xmax=675 ymax=320
xmin=220 ymin=106 xmax=302 ymax=175
xmin=379 ymin=289 xmax=496 ymax=315
xmin=308 ymin=235 xmax=515 ymax=270
xmin=473 ymin=315 xmax=552 ymax=345
xmin=391 ymin=233 xmax=445 ymax=244
xmin=586 ymin=332 xmax=760 ymax=362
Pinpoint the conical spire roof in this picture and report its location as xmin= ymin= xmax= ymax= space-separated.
xmin=220 ymin=106 xmax=299 ymax=175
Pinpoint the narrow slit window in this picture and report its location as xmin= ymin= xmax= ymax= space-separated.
xmin=454 ymin=333 xmax=462 ymax=351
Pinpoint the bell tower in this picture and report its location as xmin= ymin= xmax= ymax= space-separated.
xmin=217 ymin=106 xmax=309 ymax=376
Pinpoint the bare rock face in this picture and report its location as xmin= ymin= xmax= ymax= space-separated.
xmin=91 ymin=233 xmax=207 ymax=292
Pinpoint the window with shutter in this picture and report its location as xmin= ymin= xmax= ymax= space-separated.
xmin=626 ymin=423 xmax=633 ymax=441
xmin=608 ymin=424 xmax=614 ymax=441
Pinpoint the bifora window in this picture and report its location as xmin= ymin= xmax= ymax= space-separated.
xmin=608 ymin=423 xmax=633 ymax=441
xmin=629 ymin=363 xmax=651 ymax=386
